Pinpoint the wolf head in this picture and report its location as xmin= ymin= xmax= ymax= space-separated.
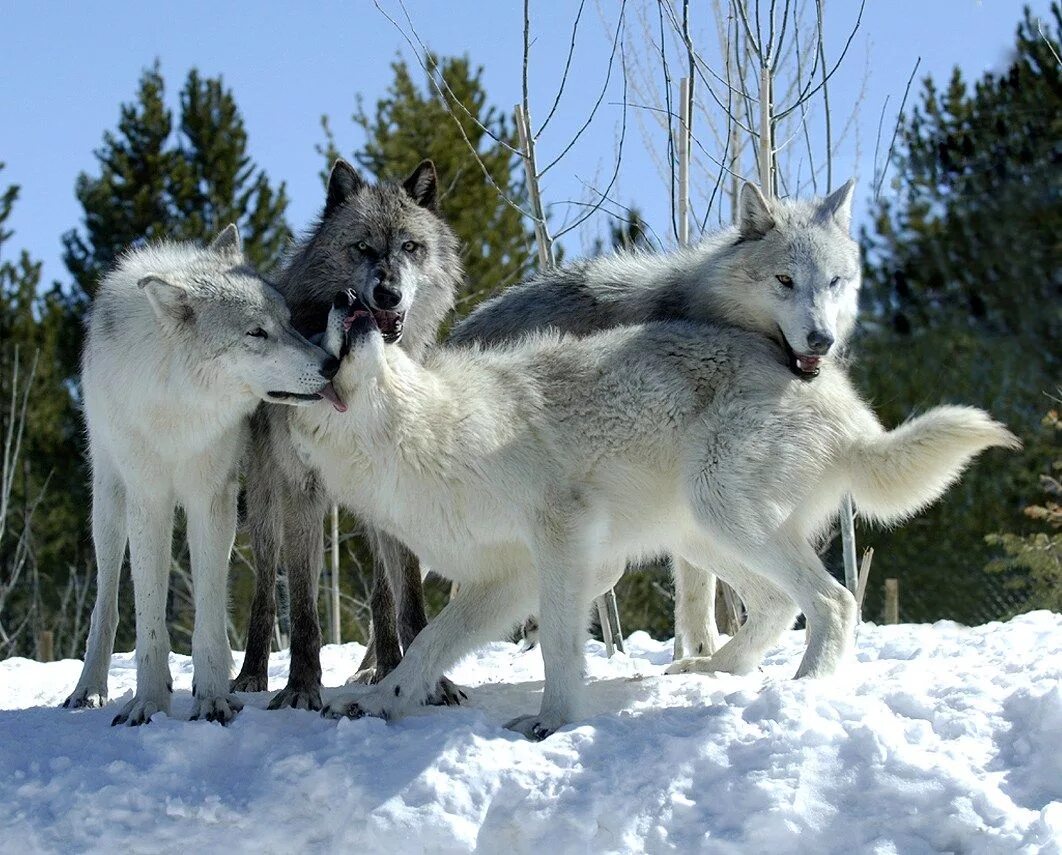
xmin=134 ymin=225 xmax=339 ymax=406
xmin=708 ymin=180 xmax=860 ymax=379
xmin=281 ymin=158 xmax=461 ymax=359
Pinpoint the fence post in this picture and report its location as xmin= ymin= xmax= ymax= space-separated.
xmin=884 ymin=578 xmax=900 ymax=624
xmin=38 ymin=630 xmax=54 ymax=663
xmin=330 ymin=503 xmax=341 ymax=646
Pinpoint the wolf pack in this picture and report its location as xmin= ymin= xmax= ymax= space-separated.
xmin=62 ymin=158 xmax=1017 ymax=739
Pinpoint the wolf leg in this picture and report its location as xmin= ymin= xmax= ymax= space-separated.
xmin=360 ymin=526 xmax=403 ymax=681
xmin=65 ymin=455 xmax=127 ymax=709
xmin=505 ymin=527 xmax=594 ymax=740
xmin=268 ymin=482 xmax=327 ymax=711
xmin=323 ymin=570 xmax=534 ymax=722
xmin=382 ymin=529 xmax=464 ymax=706
xmin=737 ymin=535 xmax=855 ymax=678
xmin=668 ymin=551 xmax=797 ymax=676
xmin=672 ymin=555 xmax=719 ymax=658
xmin=185 ymin=475 xmax=243 ymax=724
xmin=111 ymin=490 xmax=173 ymax=726
xmin=233 ymin=410 xmax=280 ymax=693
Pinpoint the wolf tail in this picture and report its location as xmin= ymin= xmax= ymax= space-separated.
xmin=847 ymin=406 xmax=1020 ymax=526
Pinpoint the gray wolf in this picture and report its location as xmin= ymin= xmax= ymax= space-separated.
xmin=450 ymin=180 xmax=859 ymax=664
xmin=288 ymin=291 xmax=1014 ymax=739
xmin=233 ymin=159 xmax=464 ymax=709
xmin=63 ymin=227 xmax=337 ymax=725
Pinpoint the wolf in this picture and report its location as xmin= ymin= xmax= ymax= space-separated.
xmin=450 ymin=180 xmax=859 ymax=664
xmin=63 ymin=227 xmax=337 ymax=725
xmin=286 ymin=291 xmax=1015 ymax=739
xmin=232 ymin=159 xmax=464 ymax=709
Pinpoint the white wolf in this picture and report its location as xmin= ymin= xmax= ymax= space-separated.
xmin=288 ymin=292 xmax=1015 ymax=739
xmin=63 ymin=227 xmax=340 ymax=725
xmin=450 ymin=180 xmax=861 ymax=662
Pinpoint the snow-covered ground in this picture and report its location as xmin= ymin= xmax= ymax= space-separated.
xmin=1 ymin=613 xmax=1060 ymax=854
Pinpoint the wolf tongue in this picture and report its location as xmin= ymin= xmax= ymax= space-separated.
xmin=318 ymin=382 xmax=347 ymax=413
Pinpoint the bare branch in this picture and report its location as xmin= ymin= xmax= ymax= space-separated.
xmin=776 ymin=0 xmax=866 ymax=120
xmin=540 ymin=0 xmax=627 ymax=176
xmin=875 ymin=56 xmax=921 ymax=200
xmin=537 ymin=0 xmax=588 ymax=138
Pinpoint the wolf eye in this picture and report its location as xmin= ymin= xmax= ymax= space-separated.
xmin=776 ymin=274 xmax=794 ymax=288
xmin=829 ymin=276 xmax=842 ymax=287
xmin=355 ymin=241 xmax=370 ymax=253
xmin=402 ymin=240 xmax=420 ymax=253
xmin=247 ymin=328 xmax=268 ymax=339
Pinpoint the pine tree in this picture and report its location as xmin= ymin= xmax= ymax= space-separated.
xmin=329 ymin=54 xmax=533 ymax=314
xmin=855 ymin=5 xmax=1060 ymax=623
xmin=63 ymin=63 xmax=291 ymax=302
xmin=986 ymin=403 xmax=1062 ymax=613
xmin=0 ymin=166 xmax=88 ymax=657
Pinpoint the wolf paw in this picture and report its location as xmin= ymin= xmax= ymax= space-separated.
xmin=427 ymin=676 xmax=467 ymax=707
xmin=665 ymin=656 xmax=717 ymax=675
xmin=344 ymin=667 xmax=377 ymax=686
xmin=111 ymin=695 xmax=169 ymax=727
xmin=321 ymin=689 xmax=398 ymax=722
xmin=230 ymin=672 xmax=269 ymax=693
xmin=267 ymin=684 xmax=322 ymax=712
xmin=63 ymin=686 xmax=108 ymax=709
xmin=503 ymin=713 xmax=565 ymax=741
xmin=190 ymin=693 xmax=244 ymax=724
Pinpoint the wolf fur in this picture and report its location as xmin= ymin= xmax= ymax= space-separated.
xmin=233 ymin=159 xmax=464 ymax=709
xmin=63 ymin=227 xmax=337 ymax=725
xmin=450 ymin=180 xmax=859 ymax=663
xmin=289 ymin=294 xmax=1015 ymax=739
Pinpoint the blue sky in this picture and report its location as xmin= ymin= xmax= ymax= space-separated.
xmin=0 ymin=0 xmax=1049 ymax=287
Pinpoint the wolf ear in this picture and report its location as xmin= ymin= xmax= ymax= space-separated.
xmin=818 ymin=178 xmax=856 ymax=233
xmin=209 ymin=223 xmax=243 ymax=259
xmin=402 ymin=160 xmax=438 ymax=211
xmin=325 ymin=159 xmax=365 ymax=217
xmin=738 ymin=182 xmax=775 ymax=241
xmin=139 ymin=275 xmax=194 ymax=326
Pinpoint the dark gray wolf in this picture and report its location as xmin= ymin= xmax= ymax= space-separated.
xmin=233 ymin=159 xmax=464 ymax=709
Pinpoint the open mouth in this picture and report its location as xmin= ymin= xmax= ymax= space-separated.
xmin=340 ymin=291 xmax=403 ymax=344
xmin=268 ymin=385 xmax=347 ymax=413
xmin=777 ymin=329 xmax=823 ymax=380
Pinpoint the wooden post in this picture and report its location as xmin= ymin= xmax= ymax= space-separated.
xmin=513 ymin=105 xmax=554 ymax=268
xmin=330 ymin=503 xmax=341 ymax=646
xmin=884 ymin=578 xmax=899 ymax=625
xmin=855 ymin=547 xmax=875 ymax=614
xmin=38 ymin=630 xmax=54 ymax=663
xmin=677 ymin=77 xmax=691 ymax=245
xmin=596 ymin=598 xmax=615 ymax=657
xmin=841 ymin=494 xmax=859 ymax=608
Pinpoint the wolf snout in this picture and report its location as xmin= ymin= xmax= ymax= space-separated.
xmin=372 ymin=283 xmax=402 ymax=310
xmin=805 ymin=330 xmax=834 ymax=355
xmin=319 ymin=356 xmax=340 ymax=379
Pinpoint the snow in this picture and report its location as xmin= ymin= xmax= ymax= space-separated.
xmin=2 ymin=612 xmax=1060 ymax=854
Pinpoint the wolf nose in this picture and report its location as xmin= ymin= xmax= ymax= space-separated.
xmin=320 ymin=356 xmax=340 ymax=379
xmin=372 ymin=284 xmax=402 ymax=310
xmin=806 ymin=330 xmax=834 ymax=355
xmin=333 ymin=289 xmax=354 ymax=309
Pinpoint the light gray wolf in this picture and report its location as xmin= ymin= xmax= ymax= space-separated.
xmin=63 ymin=227 xmax=338 ymax=725
xmin=450 ymin=180 xmax=859 ymax=665
xmin=288 ymin=290 xmax=1014 ymax=739
xmin=233 ymin=159 xmax=465 ymax=709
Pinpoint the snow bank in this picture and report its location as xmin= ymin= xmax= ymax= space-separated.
xmin=1 ymin=612 xmax=1060 ymax=853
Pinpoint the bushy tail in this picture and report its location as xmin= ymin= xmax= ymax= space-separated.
xmin=848 ymin=406 xmax=1020 ymax=526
